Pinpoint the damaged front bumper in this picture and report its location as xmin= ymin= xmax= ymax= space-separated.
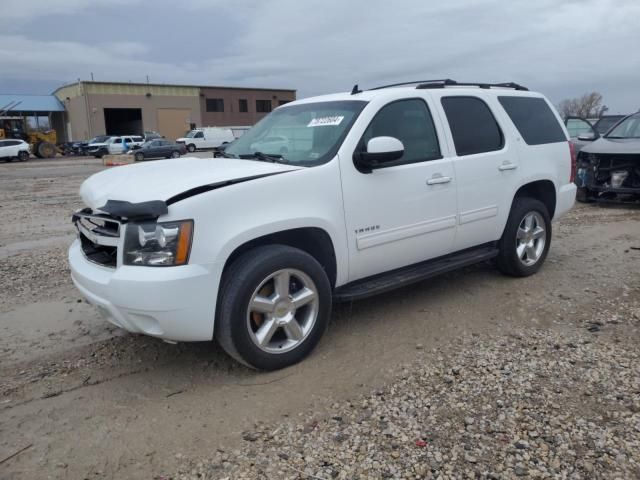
xmin=576 ymin=152 xmax=640 ymax=203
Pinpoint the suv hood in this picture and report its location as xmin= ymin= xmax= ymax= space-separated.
xmin=581 ymin=137 xmax=640 ymax=155
xmin=80 ymin=157 xmax=301 ymax=209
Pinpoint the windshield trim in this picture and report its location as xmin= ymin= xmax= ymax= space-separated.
xmin=225 ymin=100 xmax=369 ymax=167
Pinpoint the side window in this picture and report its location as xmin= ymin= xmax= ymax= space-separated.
xmin=359 ymin=98 xmax=441 ymax=166
xmin=114 ymin=138 xmax=122 ymax=144
xmin=0 ymin=141 xmax=6 ymax=147
xmin=498 ymin=96 xmax=568 ymax=144
xmin=441 ymin=96 xmax=504 ymax=156
xmin=194 ymin=131 xmax=204 ymax=138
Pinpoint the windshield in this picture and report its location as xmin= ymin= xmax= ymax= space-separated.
xmin=606 ymin=113 xmax=640 ymax=139
xmin=593 ymin=116 xmax=625 ymax=134
xmin=185 ymin=130 xmax=199 ymax=138
xmin=225 ymin=100 xmax=367 ymax=166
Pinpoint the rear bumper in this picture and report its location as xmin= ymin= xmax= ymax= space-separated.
xmin=69 ymin=239 xmax=222 ymax=341
xmin=555 ymin=183 xmax=576 ymax=219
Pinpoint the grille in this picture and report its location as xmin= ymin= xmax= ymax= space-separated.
xmin=73 ymin=209 xmax=121 ymax=268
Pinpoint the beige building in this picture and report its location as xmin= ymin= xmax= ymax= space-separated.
xmin=53 ymin=81 xmax=296 ymax=141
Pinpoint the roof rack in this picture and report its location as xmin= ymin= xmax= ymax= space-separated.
xmin=416 ymin=79 xmax=528 ymax=91
xmin=351 ymin=79 xmax=528 ymax=94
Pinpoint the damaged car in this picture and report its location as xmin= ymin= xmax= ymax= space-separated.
xmin=576 ymin=112 xmax=640 ymax=203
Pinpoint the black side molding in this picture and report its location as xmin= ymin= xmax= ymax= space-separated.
xmin=333 ymin=243 xmax=499 ymax=302
xmin=166 ymin=171 xmax=291 ymax=205
xmin=98 ymin=200 xmax=168 ymax=221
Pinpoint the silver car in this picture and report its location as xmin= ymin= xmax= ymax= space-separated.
xmin=576 ymin=112 xmax=640 ymax=203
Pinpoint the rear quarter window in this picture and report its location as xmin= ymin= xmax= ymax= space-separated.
xmin=498 ymin=96 xmax=566 ymax=145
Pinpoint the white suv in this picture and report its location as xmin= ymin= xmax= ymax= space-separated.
xmin=86 ymin=135 xmax=144 ymax=157
xmin=0 ymin=139 xmax=30 ymax=162
xmin=69 ymin=79 xmax=576 ymax=370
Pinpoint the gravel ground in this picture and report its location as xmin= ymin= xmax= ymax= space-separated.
xmin=175 ymin=289 xmax=640 ymax=480
xmin=2 ymin=158 xmax=640 ymax=479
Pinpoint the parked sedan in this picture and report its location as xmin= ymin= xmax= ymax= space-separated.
xmin=130 ymin=140 xmax=187 ymax=161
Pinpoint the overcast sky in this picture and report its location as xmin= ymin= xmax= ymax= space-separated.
xmin=1 ymin=0 xmax=638 ymax=113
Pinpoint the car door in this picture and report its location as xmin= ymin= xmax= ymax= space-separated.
xmin=565 ymin=117 xmax=596 ymax=151
xmin=0 ymin=140 xmax=8 ymax=158
xmin=437 ymin=93 xmax=521 ymax=252
xmin=156 ymin=140 xmax=170 ymax=157
xmin=340 ymin=96 xmax=457 ymax=281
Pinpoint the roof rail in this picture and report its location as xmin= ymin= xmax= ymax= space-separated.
xmin=367 ymin=79 xmax=452 ymax=91
xmin=416 ymin=80 xmax=529 ymax=91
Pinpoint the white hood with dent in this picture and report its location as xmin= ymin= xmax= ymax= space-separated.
xmin=80 ymin=157 xmax=299 ymax=209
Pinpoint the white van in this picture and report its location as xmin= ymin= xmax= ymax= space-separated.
xmin=176 ymin=127 xmax=237 ymax=152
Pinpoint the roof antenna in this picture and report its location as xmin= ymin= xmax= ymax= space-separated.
xmin=351 ymin=84 xmax=362 ymax=95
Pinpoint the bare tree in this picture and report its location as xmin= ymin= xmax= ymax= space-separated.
xmin=557 ymin=92 xmax=608 ymax=119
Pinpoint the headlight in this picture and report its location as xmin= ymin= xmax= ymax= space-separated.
xmin=124 ymin=220 xmax=193 ymax=266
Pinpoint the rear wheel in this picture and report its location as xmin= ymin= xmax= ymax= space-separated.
xmin=215 ymin=245 xmax=331 ymax=370
xmin=496 ymin=197 xmax=551 ymax=277
xmin=187 ymin=144 xmax=196 ymax=153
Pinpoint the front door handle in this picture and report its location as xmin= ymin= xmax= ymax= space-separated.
xmin=427 ymin=174 xmax=452 ymax=185
xmin=498 ymin=161 xmax=518 ymax=171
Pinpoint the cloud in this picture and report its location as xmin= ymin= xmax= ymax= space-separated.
xmin=0 ymin=0 xmax=638 ymax=112
xmin=0 ymin=0 xmax=136 ymax=23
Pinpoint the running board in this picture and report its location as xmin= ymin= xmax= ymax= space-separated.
xmin=333 ymin=245 xmax=499 ymax=302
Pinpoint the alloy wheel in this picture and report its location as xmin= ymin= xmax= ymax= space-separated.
xmin=246 ymin=268 xmax=319 ymax=354
xmin=516 ymin=211 xmax=546 ymax=266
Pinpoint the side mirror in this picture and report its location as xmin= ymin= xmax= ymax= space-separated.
xmin=354 ymin=136 xmax=404 ymax=173
xmin=577 ymin=131 xmax=599 ymax=141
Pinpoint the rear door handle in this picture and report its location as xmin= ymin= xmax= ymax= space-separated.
xmin=426 ymin=174 xmax=452 ymax=185
xmin=498 ymin=161 xmax=518 ymax=171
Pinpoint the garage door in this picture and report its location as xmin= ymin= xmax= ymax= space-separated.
xmin=157 ymin=109 xmax=192 ymax=141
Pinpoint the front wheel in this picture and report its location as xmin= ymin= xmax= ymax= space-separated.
xmin=496 ymin=197 xmax=551 ymax=277
xmin=187 ymin=144 xmax=196 ymax=153
xmin=18 ymin=151 xmax=29 ymax=162
xmin=135 ymin=152 xmax=145 ymax=162
xmin=215 ymin=245 xmax=332 ymax=370
xmin=171 ymin=150 xmax=180 ymax=158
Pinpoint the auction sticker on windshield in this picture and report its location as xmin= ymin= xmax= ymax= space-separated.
xmin=308 ymin=116 xmax=344 ymax=127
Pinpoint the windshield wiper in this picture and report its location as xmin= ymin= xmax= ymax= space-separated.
xmin=239 ymin=151 xmax=289 ymax=164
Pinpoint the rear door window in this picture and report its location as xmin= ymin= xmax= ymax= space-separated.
xmin=441 ymin=96 xmax=504 ymax=156
xmin=498 ymin=96 xmax=567 ymax=145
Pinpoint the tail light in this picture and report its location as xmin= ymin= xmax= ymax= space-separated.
xmin=568 ymin=141 xmax=577 ymax=182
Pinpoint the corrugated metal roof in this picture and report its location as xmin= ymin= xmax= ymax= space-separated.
xmin=0 ymin=94 xmax=65 ymax=113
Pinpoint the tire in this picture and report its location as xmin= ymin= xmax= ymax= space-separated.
xmin=215 ymin=245 xmax=332 ymax=370
xmin=496 ymin=197 xmax=551 ymax=277
xmin=135 ymin=152 xmax=145 ymax=162
xmin=18 ymin=151 xmax=29 ymax=162
xmin=171 ymin=150 xmax=180 ymax=158
xmin=37 ymin=141 xmax=56 ymax=158
xmin=187 ymin=144 xmax=196 ymax=153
